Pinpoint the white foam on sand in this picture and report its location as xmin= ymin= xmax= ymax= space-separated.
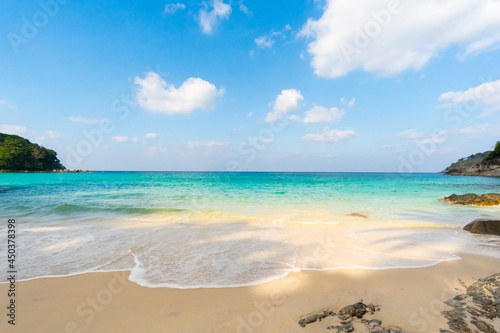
xmin=2 ymin=213 xmax=499 ymax=288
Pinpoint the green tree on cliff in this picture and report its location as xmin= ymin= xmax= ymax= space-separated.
xmin=484 ymin=141 xmax=500 ymax=161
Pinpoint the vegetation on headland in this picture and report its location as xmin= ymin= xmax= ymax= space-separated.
xmin=0 ymin=132 xmax=66 ymax=171
xmin=442 ymin=140 xmax=500 ymax=177
xmin=484 ymin=141 xmax=500 ymax=161
xmin=443 ymin=151 xmax=491 ymax=171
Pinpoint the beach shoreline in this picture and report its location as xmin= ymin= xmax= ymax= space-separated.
xmin=1 ymin=252 xmax=499 ymax=333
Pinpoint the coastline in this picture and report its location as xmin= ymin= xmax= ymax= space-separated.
xmin=2 ymin=252 xmax=499 ymax=333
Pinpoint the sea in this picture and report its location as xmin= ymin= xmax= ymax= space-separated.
xmin=0 ymin=172 xmax=499 ymax=288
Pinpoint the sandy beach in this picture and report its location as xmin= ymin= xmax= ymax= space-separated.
xmin=1 ymin=252 xmax=499 ymax=333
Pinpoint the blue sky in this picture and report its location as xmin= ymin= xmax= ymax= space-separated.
xmin=1 ymin=0 xmax=500 ymax=171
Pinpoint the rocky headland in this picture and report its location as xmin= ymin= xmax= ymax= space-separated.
xmin=442 ymin=142 xmax=500 ymax=177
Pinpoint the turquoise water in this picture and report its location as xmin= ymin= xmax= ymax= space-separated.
xmin=1 ymin=172 xmax=499 ymax=288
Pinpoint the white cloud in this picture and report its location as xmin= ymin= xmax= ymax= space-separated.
xmin=144 ymin=133 xmax=158 ymax=139
xmin=255 ymin=35 xmax=274 ymax=49
xmin=302 ymin=128 xmax=357 ymax=142
xmin=247 ymin=112 xmax=253 ymax=117
xmin=0 ymin=100 xmax=6 ymax=105
xmin=288 ymin=115 xmax=301 ymax=122
xmin=185 ymin=141 xmax=230 ymax=148
xmin=113 ymin=136 xmax=130 ymax=143
xmin=265 ymin=89 xmax=304 ymax=122
xmin=199 ymin=0 xmax=232 ymax=34
xmin=418 ymin=131 xmax=448 ymax=145
xmin=255 ymin=31 xmax=286 ymax=49
xmin=299 ymin=0 xmax=500 ymax=78
xmin=0 ymin=124 xmax=28 ymax=136
xmin=398 ymin=129 xmax=448 ymax=145
xmin=164 ymin=3 xmax=186 ymax=14
xmin=340 ymin=97 xmax=355 ymax=108
xmin=303 ymin=106 xmax=345 ymax=123
xmin=439 ymin=79 xmax=500 ymax=117
xmin=135 ymin=72 xmax=223 ymax=115
xmin=239 ymin=1 xmax=250 ymax=15
xmin=46 ymin=130 xmax=61 ymax=139
xmin=397 ymin=130 xmax=424 ymax=140
xmin=457 ymin=122 xmax=500 ymax=138
xmin=145 ymin=144 xmax=168 ymax=154
xmin=68 ymin=116 xmax=100 ymax=124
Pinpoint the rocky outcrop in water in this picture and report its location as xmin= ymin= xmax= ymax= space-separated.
xmin=441 ymin=193 xmax=500 ymax=206
xmin=464 ymin=220 xmax=500 ymax=236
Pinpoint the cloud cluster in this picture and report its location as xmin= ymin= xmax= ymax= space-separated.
xmin=439 ymin=79 xmax=500 ymax=117
xmin=185 ymin=141 xmax=230 ymax=148
xmin=0 ymin=124 xmax=60 ymax=144
xmin=199 ymin=0 xmax=232 ymax=34
xmin=135 ymin=72 xmax=223 ymax=115
xmin=0 ymin=124 xmax=28 ymax=135
xmin=144 ymin=133 xmax=158 ymax=139
xmin=303 ymin=106 xmax=345 ymax=123
xmin=302 ymin=128 xmax=357 ymax=142
xmin=164 ymin=3 xmax=186 ymax=14
xmin=457 ymin=122 xmax=500 ymax=139
xmin=112 ymin=136 xmax=138 ymax=143
xmin=68 ymin=116 xmax=101 ymax=124
xmin=397 ymin=129 xmax=448 ymax=144
xmin=265 ymin=89 xmax=304 ymax=122
xmin=300 ymin=0 xmax=500 ymax=78
xmin=255 ymin=31 xmax=284 ymax=49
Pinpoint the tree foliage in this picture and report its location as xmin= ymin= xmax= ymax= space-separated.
xmin=0 ymin=133 xmax=65 ymax=171
xmin=484 ymin=141 xmax=500 ymax=161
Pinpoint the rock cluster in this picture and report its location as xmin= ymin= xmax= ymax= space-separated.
xmin=440 ymin=273 xmax=500 ymax=332
xmin=441 ymin=193 xmax=500 ymax=206
xmin=297 ymin=302 xmax=406 ymax=333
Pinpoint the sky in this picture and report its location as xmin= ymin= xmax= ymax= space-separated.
xmin=1 ymin=0 xmax=500 ymax=172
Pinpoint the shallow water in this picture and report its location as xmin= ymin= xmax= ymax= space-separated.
xmin=1 ymin=172 xmax=499 ymax=288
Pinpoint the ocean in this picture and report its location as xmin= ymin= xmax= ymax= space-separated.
xmin=1 ymin=172 xmax=499 ymax=288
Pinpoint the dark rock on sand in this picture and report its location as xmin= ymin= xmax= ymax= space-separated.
xmin=441 ymin=193 xmax=500 ymax=206
xmin=298 ymin=314 xmax=320 ymax=327
xmin=298 ymin=310 xmax=336 ymax=327
xmin=298 ymin=302 xmax=405 ymax=332
xmin=440 ymin=273 xmax=500 ymax=332
xmin=327 ymin=322 xmax=354 ymax=332
xmin=463 ymin=219 xmax=500 ymax=236
xmin=471 ymin=317 xmax=496 ymax=333
xmin=338 ymin=302 xmax=367 ymax=320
